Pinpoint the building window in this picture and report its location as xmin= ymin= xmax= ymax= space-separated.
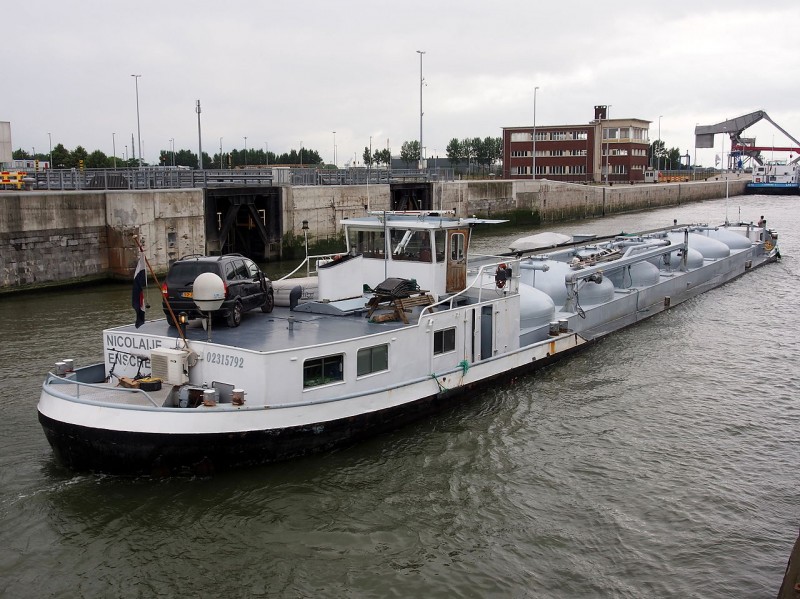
xmin=510 ymin=132 xmax=532 ymax=142
xmin=357 ymin=344 xmax=389 ymax=377
xmin=511 ymin=150 xmax=530 ymax=157
xmin=551 ymin=165 xmax=565 ymax=174
xmin=612 ymin=165 xmax=627 ymax=175
xmin=603 ymin=128 xmax=619 ymax=140
xmin=551 ymin=131 xmax=567 ymax=141
xmin=434 ymin=328 xmax=456 ymax=355
xmin=573 ymin=130 xmax=588 ymax=140
xmin=535 ymin=165 xmax=546 ymax=175
xmin=534 ymin=131 xmax=548 ymax=141
xmin=550 ymin=149 xmax=564 ymax=157
xmin=514 ymin=166 xmax=527 ymax=175
xmin=571 ymin=149 xmax=587 ymax=156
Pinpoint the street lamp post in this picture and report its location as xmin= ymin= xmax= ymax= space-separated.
xmin=332 ymin=131 xmax=336 ymax=167
xmin=219 ymin=137 xmax=223 ymax=169
xmin=48 ymin=132 xmax=52 ymax=170
xmin=657 ymin=115 xmax=662 ymax=170
xmin=265 ymin=142 xmax=269 ymax=166
xmin=169 ymin=138 xmax=175 ymax=166
xmin=131 ymin=75 xmax=142 ymax=167
xmin=532 ymin=86 xmax=539 ymax=180
xmin=112 ymin=132 xmax=116 ymax=168
xmin=243 ymin=136 xmax=248 ymax=168
xmin=196 ymin=100 xmax=203 ymax=170
xmin=416 ymin=50 xmax=425 ymax=169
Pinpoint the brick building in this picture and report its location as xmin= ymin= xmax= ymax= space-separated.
xmin=502 ymin=106 xmax=652 ymax=183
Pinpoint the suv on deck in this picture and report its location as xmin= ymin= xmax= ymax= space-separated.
xmin=161 ymin=254 xmax=274 ymax=327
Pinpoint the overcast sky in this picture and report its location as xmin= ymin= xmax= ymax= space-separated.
xmin=5 ymin=0 xmax=800 ymax=168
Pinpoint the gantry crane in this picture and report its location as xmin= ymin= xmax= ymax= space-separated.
xmin=695 ymin=110 xmax=800 ymax=168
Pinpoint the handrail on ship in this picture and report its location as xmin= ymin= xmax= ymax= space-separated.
xmin=43 ymin=372 xmax=162 ymax=408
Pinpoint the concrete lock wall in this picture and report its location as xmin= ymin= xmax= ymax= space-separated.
xmin=0 ymin=179 xmax=747 ymax=292
xmin=0 ymin=189 xmax=204 ymax=292
xmin=283 ymin=185 xmax=391 ymax=243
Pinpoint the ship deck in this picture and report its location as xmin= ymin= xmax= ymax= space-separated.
xmin=113 ymin=300 xmax=426 ymax=354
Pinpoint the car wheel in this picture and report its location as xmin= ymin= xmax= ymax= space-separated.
xmin=226 ymin=300 xmax=243 ymax=328
xmin=261 ymin=290 xmax=275 ymax=313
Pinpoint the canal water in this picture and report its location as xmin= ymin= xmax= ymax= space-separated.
xmin=0 ymin=195 xmax=797 ymax=598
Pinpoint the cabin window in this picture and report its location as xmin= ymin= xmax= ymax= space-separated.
xmin=357 ymin=344 xmax=389 ymax=377
xmin=434 ymin=230 xmax=446 ymax=262
xmin=450 ymin=233 xmax=466 ymax=261
xmin=303 ymin=354 xmax=344 ymax=388
xmin=347 ymin=228 xmax=385 ymax=259
xmin=433 ymin=328 xmax=456 ymax=355
xmin=390 ymin=229 xmax=433 ymax=262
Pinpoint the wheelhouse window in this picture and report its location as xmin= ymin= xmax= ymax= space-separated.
xmin=450 ymin=233 xmax=465 ymax=261
xmin=434 ymin=328 xmax=456 ymax=355
xmin=303 ymin=354 xmax=344 ymax=388
xmin=347 ymin=228 xmax=385 ymax=259
xmin=357 ymin=344 xmax=389 ymax=377
xmin=390 ymin=229 xmax=433 ymax=262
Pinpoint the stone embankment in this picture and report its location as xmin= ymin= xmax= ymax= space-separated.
xmin=0 ymin=177 xmax=748 ymax=293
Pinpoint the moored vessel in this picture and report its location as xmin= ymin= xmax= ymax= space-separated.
xmin=38 ymin=211 xmax=780 ymax=475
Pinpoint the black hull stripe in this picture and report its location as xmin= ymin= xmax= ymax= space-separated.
xmin=38 ymin=349 xmax=575 ymax=476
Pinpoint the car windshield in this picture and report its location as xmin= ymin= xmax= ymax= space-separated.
xmin=167 ymin=262 xmax=219 ymax=286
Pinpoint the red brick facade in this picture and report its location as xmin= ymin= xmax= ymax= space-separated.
xmin=503 ymin=106 xmax=651 ymax=183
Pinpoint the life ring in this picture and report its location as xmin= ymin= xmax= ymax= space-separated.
xmin=495 ymin=263 xmax=508 ymax=288
xmin=764 ymin=240 xmax=773 ymax=251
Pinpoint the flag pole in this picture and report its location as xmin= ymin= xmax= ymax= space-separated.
xmin=132 ymin=234 xmax=189 ymax=348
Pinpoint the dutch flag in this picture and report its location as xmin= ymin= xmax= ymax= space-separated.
xmin=132 ymin=252 xmax=146 ymax=328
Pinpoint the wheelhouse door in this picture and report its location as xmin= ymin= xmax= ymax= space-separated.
xmin=446 ymin=229 xmax=469 ymax=293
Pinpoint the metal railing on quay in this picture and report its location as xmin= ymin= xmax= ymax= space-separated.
xmin=23 ymin=166 xmax=455 ymax=191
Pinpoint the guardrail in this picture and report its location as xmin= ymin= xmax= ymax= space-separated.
xmin=20 ymin=167 xmax=455 ymax=191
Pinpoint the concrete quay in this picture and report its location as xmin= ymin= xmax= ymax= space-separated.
xmin=0 ymin=176 xmax=748 ymax=293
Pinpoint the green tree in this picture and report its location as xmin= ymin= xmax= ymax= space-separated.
xmin=649 ymin=140 xmax=665 ymax=169
xmin=69 ymin=146 xmax=88 ymax=169
xmin=445 ymin=138 xmax=461 ymax=166
xmin=400 ymin=140 xmax=420 ymax=167
xmin=12 ymin=148 xmax=31 ymax=159
xmin=460 ymin=138 xmax=474 ymax=166
xmin=484 ymin=136 xmax=502 ymax=167
xmin=373 ymin=148 xmax=391 ymax=167
xmin=85 ymin=150 xmax=109 ymax=168
xmin=362 ymin=146 xmax=373 ymax=166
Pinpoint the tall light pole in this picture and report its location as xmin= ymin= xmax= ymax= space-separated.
xmin=243 ymin=136 xmax=248 ymax=168
xmin=265 ymin=142 xmax=268 ymax=166
xmin=693 ymin=123 xmax=698 ymax=180
xmin=196 ymin=100 xmax=203 ymax=170
xmin=657 ymin=115 xmax=662 ymax=170
xmin=416 ymin=50 xmax=425 ymax=169
xmin=532 ymin=86 xmax=539 ymax=180
xmin=131 ymin=75 xmax=142 ymax=167
xmin=332 ymin=131 xmax=336 ymax=166
xmin=169 ymin=138 xmax=175 ymax=166
xmin=112 ymin=132 xmax=116 ymax=168
xmin=48 ymin=132 xmax=52 ymax=169
xmin=219 ymin=137 xmax=224 ymax=168
xmin=300 ymin=140 xmax=303 ymax=167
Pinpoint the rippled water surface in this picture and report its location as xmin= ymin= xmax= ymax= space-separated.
xmin=1 ymin=195 xmax=797 ymax=598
